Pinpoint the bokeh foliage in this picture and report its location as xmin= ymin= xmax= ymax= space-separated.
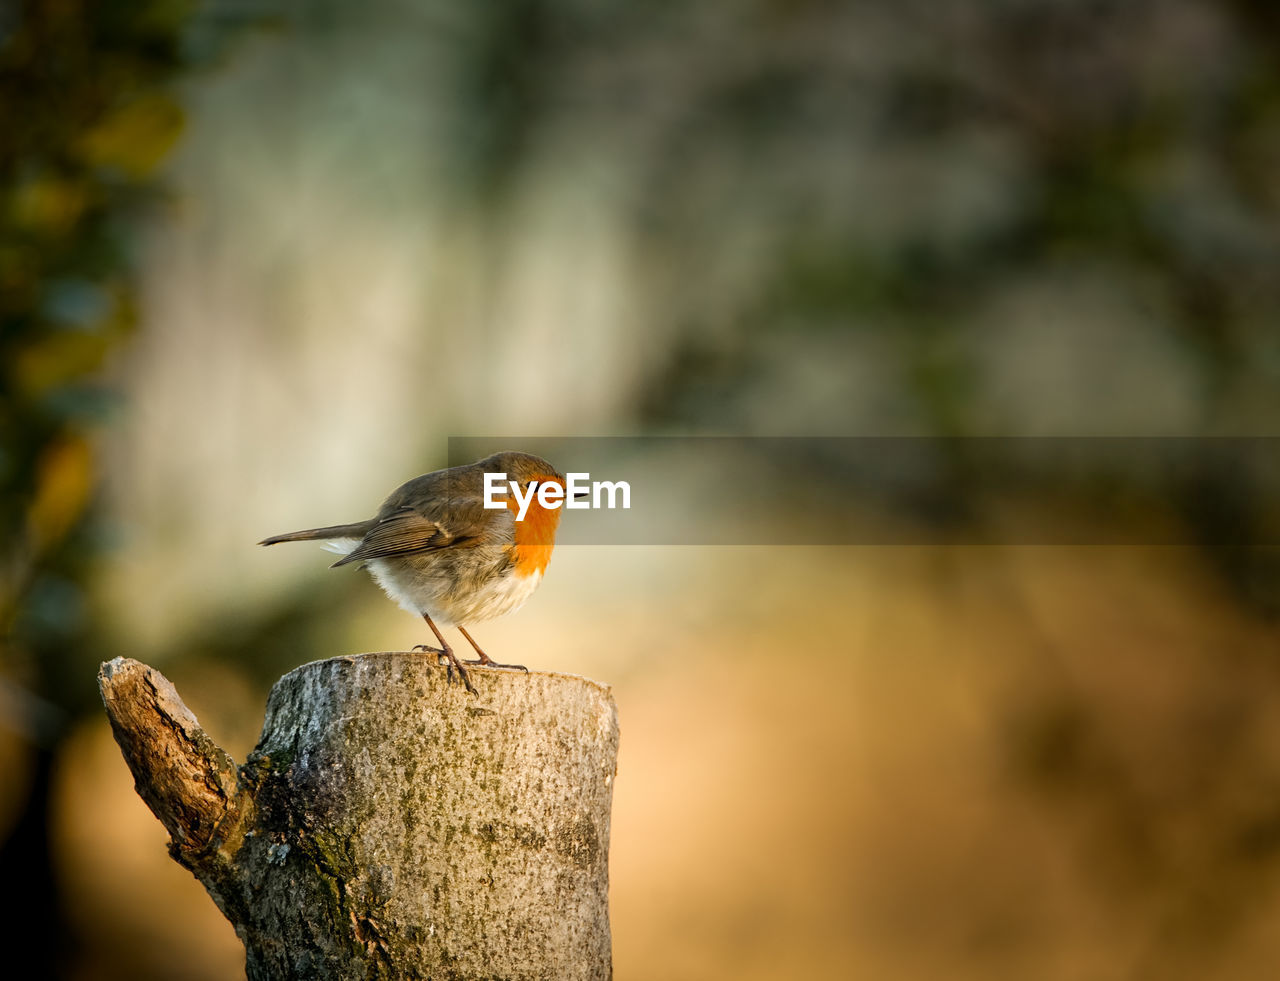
xmin=1 ymin=0 xmax=196 ymax=712
xmin=0 ymin=1 xmax=263 ymax=969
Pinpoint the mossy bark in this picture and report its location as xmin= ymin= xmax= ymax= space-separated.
xmin=98 ymin=653 xmax=619 ymax=980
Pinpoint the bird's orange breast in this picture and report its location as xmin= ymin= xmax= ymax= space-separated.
xmin=506 ymin=476 xmax=563 ymax=576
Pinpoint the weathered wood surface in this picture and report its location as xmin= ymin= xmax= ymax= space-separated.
xmin=99 ymin=653 xmax=619 ymax=980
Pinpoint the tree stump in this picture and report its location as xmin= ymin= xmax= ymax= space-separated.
xmin=98 ymin=653 xmax=620 ymax=980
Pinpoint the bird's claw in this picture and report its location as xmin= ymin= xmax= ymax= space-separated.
xmin=448 ymin=660 xmax=478 ymax=696
xmin=413 ymin=643 xmax=477 ymax=695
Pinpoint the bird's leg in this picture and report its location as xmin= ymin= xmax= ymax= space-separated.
xmin=417 ymin=614 xmax=476 ymax=695
xmin=458 ymin=625 xmax=528 ymax=672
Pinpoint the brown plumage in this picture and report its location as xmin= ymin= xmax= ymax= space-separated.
xmin=260 ymin=451 xmax=568 ymax=694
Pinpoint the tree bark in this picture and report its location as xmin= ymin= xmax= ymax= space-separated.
xmin=98 ymin=653 xmax=619 ymax=980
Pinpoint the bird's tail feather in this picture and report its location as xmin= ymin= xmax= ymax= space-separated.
xmin=258 ymin=521 xmax=372 ymax=547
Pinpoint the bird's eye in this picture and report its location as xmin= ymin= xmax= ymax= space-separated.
xmin=526 ymin=480 xmax=538 ymax=491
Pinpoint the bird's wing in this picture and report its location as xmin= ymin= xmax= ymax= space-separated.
xmin=329 ymin=492 xmax=508 ymax=567
xmin=329 ymin=506 xmax=468 ymax=567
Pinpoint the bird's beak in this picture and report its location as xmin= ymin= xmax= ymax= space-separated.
xmin=573 ymin=491 xmax=589 ymax=501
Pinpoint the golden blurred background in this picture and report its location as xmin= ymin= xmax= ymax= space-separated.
xmin=4 ymin=1 xmax=1280 ymax=978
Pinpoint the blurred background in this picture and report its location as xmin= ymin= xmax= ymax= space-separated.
xmin=4 ymin=0 xmax=1280 ymax=977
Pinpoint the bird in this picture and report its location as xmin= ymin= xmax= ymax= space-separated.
xmin=258 ymin=451 xmax=572 ymax=694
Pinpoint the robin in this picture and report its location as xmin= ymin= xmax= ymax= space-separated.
xmin=259 ymin=451 xmax=572 ymax=694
